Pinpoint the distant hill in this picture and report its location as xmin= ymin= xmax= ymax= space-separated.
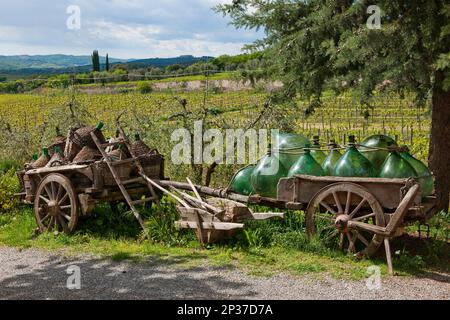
xmin=0 ymin=54 xmax=214 ymax=78
xmin=117 ymin=55 xmax=213 ymax=69
xmin=0 ymin=54 xmax=127 ymax=71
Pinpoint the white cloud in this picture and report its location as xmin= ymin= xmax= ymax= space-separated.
xmin=0 ymin=0 xmax=262 ymax=59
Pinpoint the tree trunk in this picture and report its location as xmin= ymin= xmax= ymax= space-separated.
xmin=429 ymin=70 xmax=450 ymax=212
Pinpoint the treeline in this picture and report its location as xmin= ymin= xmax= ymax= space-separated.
xmin=0 ymin=52 xmax=266 ymax=93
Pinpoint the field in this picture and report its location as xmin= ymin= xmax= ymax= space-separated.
xmin=0 ymin=81 xmax=447 ymax=279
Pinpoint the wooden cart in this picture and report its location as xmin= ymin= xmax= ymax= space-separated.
xmin=17 ymin=132 xmax=165 ymax=234
xmin=158 ymin=174 xmax=437 ymax=275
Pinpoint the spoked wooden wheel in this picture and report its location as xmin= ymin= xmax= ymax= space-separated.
xmin=34 ymin=174 xmax=79 ymax=234
xmin=306 ymin=183 xmax=386 ymax=257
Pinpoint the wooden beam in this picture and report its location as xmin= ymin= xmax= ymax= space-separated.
xmin=251 ymin=213 xmax=285 ymax=220
xmin=175 ymin=221 xmax=244 ymax=231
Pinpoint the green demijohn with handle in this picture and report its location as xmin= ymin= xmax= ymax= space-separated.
xmin=251 ymin=144 xmax=288 ymax=198
xmin=399 ymin=146 xmax=434 ymax=197
xmin=288 ymin=144 xmax=325 ymax=177
xmin=334 ymin=135 xmax=376 ymax=177
xmin=359 ymin=134 xmax=398 ymax=175
xmin=322 ymin=140 xmax=342 ymax=176
xmin=379 ymin=144 xmax=418 ymax=180
xmin=310 ymin=135 xmax=327 ymax=165
xmin=273 ymin=132 xmax=311 ymax=171
xmin=229 ymin=165 xmax=256 ymax=196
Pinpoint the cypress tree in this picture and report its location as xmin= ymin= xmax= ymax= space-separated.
xmin=105 ymin=54 xmax=110 ymax=72
xmin=91 ymin=50 xmax=100 ymax=72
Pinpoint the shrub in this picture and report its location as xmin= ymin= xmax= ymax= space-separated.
xmin=0 ymin=159 xmax=21 ymax=174
xmin=137 ymin=81 xmax=153 ymax=94
xmin=0 ymin=170 xmax=20 ymax=213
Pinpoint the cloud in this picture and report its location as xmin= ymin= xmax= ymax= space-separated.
xmin=0 ymin=0 xmax=261 ymax=58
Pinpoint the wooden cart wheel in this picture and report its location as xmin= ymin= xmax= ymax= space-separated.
xmin=34 ymin=174 xmax=79 ymax=234
xmin=306 ymin=183 xmax=386 ymax=257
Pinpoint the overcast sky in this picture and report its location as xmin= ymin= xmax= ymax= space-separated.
xmin=0 ymin=0 xmax=262 ymax=59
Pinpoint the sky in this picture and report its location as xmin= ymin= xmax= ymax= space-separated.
xmin=0 ymin=0 xmax=262 ymax=59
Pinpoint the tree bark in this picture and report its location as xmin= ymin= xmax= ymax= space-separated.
xmin=429 ymin=70 xmax=450 ymax=212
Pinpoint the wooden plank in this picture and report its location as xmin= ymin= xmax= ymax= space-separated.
xmin=141 ymin=175 xmax=190 ymax=208
xmin=177 ymin=207 xmax=217 ymax=222
xmin=293 ymin=174 xmax=411 ymax=184
xmin=174 ymin=188 xmax=223 ymax=215
xmin=279 ymin=175 xmax=421 ymax=210
xmin=175 ymin=221 xmax=244 ymax=231
xmin=25 ymin=164 xmax=89 ymax=175
xmin=251 ymin=213 xmax=285 ymax=220
xmin=122 ymin=177 xmax=145 ymax=185
xmin=385 ymin=184 xmax=420 ymax=235
xmin=187 ymin=177 xmax=203 ymax=202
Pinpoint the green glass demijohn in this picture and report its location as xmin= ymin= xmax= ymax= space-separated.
xmin=251 ymin=145 xmax=288 ymax=198
xmin=334 ymin=136 xmax=376 ymax=177
xmin=310 ymin=135 xmax=327 ymax=165
xmin=322 ymin=140 xmax=342 ymax=176
xmin=379 ymin=144 xmax=418 ymax=180
xmin=399 ymin=147 xmax=434 ymax=197
xmin=273 ymin=132 xmax=311 ymax=171
xmin=288 ymin=144 xmax=325 ymax=177
xmin=360 ymin=134 xmax=398 ymax=175
xmin=229 ymin=165 xmax=256 ymax=196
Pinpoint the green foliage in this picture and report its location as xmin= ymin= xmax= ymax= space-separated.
xmin=105 ymin=54 xmax=110 ymax=72
xmin=217 ymin=0 xmax=450 ymax=99
xmin=47 ymin=74 xmax=71 ymax=89
xmin=0 ymin=159 xmax=21 ymax=174
xmin=136 ymin=81 xmax=153 ymax=94
xmin=0 ymin=79 xmax=45 ymax=93
xmin=212 ymin=52 xmax=264 ymax=70
xmin=0 ymin=170 xmax=20 ymax=213
xmin=144 ymin=198 xmax=193 ymax=245
xmin=92 ymin=50 xmax=100 ymax=72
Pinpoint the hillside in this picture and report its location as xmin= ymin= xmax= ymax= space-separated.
xmin=0 ymin=55 xmax=214 ymax=79
xmin=0 ymin=54 xmax=127 ymax=71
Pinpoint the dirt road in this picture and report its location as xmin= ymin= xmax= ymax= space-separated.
xmin=0 ymin=247 xmax=448 ymax=300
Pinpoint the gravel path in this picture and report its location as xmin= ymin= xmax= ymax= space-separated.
xmin=0 ymin=247 xmax=448 ymax=300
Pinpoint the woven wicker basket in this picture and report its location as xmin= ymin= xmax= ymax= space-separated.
xmin=72 ymin=126 xmax=106 ymax=149
xmin=49 ymin=138 xmax=66 ymax=157
xmin=130 ymin=140 xmax=152 ymax=156
xmin=31 ymin=154 xmax=50 ymax=169
xmin=73 ymin=146 xmax=101 ymax=163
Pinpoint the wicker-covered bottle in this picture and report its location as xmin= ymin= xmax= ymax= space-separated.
xmin=72 ymin=122 xmax=106 ymax=149
xmin=107 ymin=144 xmax=127 ymax=161
xmin=46 ymin=146 xmax=65 ymax=168
xmin=73 ymin=146 xmax=101 ymax=163
xmin=49 ymin=127 xmax=67 ymax=156
xmin=130 ymin=134 xmax=152 ymax=156
xmin=31 ymin=148 xmax=51 ymax=168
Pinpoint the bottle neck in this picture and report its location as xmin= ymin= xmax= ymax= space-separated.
xmin=95 ymin=122 xmax=104 ymax=131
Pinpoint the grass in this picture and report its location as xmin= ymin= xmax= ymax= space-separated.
xmin=0 ymin=201 xmax=447 ymax=281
